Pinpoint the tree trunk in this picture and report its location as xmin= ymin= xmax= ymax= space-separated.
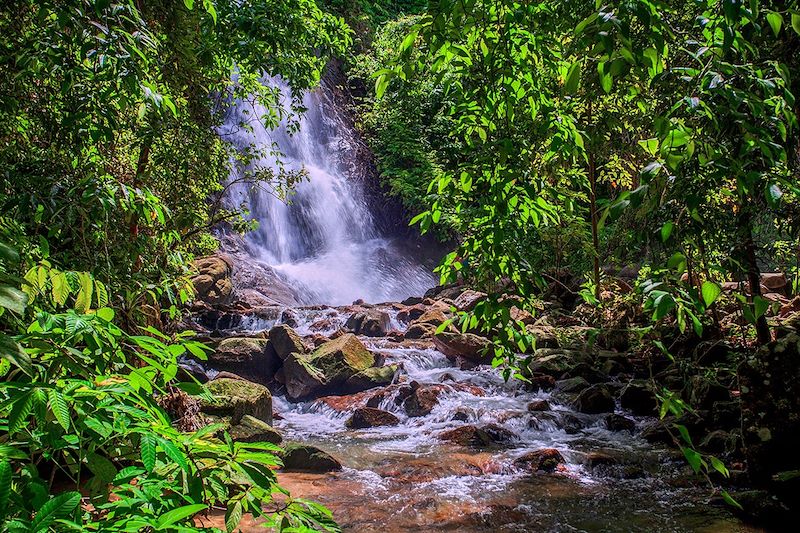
xmin=587 ymin=101 xmax=601 ymax=301
xmin=740 ymin=208 xmax=770 ymax=345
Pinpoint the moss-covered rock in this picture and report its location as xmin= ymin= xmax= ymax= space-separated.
xmin=344 ymin=364 xmax=398 ymax=393
xmin=229 ymin=415 xmax=282 ymax=444
xmin=200 ymin=377 xmax=272 ymax=424
xmin=283 ymin=353 xmax=328 ymax=401
xmin=433 ymin=332 xmax=492 ymax=363
xmin=345 ymin=407 xmax=400 ymax=429
xmin=191 ymin=255 xmax=234 ymax=305
xmin=311 ymin=333 xmax=375 ymax=381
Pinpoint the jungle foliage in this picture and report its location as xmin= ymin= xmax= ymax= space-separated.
xmin=1 ymin=0 xmax=349 ymax=530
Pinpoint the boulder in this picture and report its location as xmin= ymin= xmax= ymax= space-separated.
xmin=344 ymin=365 xmax=398 ymax=394
xmin=346 ymin=407 xmax=400 ymax=429
xmin=527 ymin=400 xmax=551 ymax=412
xmin=554 ymin=376 xmax=590 ymax=394
xmin=526 ymin=324 xmax=559 ymax=349
xmin=453 ymin=290 xmax=486 ymax=312
xmin=207 ymin=337 xmax=280 ymax=384
xmin=268 ymin=324 xmax=306 ymax=360
xmin=404 ymin=322 xmax=437 ymax=339
xmin=604 ymin=413 xmax=636 ymax=432
xmin=433 ymin=332 xmax=492 ymax=363
xmin=619 ymin=380 xmax=657 ymax=416
xmin=229 ymin=415 xmax=282 ymax=444
xmin=439 ymin=424 xmax=514 ymax=447
xmin=412 ymin=307 xmax=450 ymax=328
xmin=345 ymin=308 xmax=391 ymax=337
xmin=561 ymin=362 xmax=608 ymax=384
xmin=281 ymin=444 xmax=342 ymax=473
xmin=403 ymin=384 xmax=444 ymax=417
xmin=200 ymin=378 xmax=272 ymax=424
xmin=397 ymin=304 xmax=426 ymax=323
xmin=526 ymin=349 xmax=590 ymax=378
xmin=513 ymin=449 xmax=565 ymax=472
xmin=282 ymin=334 xmax=376 ymax=401
xmin=192 ymin=255 xmax=234 ymax=305
xmin=760 ymin=272 xmax=788 ymax=295
xmin=574 ymin=384 xmax=615 ymax=414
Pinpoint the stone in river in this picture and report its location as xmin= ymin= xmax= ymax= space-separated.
xmin=345 ymin=308 xmax=391 ymax=337
xmin=513 ymin=448 xmax=565 ymax=472
xmin=574 ymin=384 xmax=615 ymax=414
xmin=268 ymin=324 xmax=307 ymax=360
xmin=346 ymin=407 xmax=400 ymax=429
xmin=200 ymin=377 xmax=272 ymax=424
xmin=281 ymin=444 xmax=342 ymax=473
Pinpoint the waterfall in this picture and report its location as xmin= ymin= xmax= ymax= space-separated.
xmin=218 ymin=76 xmax=436 ymax=305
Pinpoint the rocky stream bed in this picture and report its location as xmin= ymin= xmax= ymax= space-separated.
xmin=180 ymin=258 xmax=767 ymax=532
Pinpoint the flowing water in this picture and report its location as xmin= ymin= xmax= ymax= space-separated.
xmin=218 ymin=77 xmax=435 ymax=306
xmin=212 ymin=81 xmax=758 ymax=532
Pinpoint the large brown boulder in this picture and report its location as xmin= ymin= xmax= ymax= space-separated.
xmin=574 ymin=384 xmax=615 ymax=414
xmin=192 ymin=255 xmax=234 ymax=305
xmin=513 ymin=448 xmax=565 ymax=472
xmin=453 ymin=290 xmax=486 ymax=312
xmin=280 ymin=444 xmax=342 ymax=473
xmin=403 ymin=383 xmax=444 ymax=417
xmin=207 ymin=337 xmax=280 ymax=384
xmin=346 ymin=407 xmax=400 ymax=429
xmin=229 ymin=415 xmax=282 ymax=444
xmin=200 ymin=378 xmax=272 ymax=424
xmin=434 ymin=332 xmax=492 ymax=363
xmin=345 ymin=308 xmax=391 ymax=337
xmin=439 ymin=424 xmax=515 ymax=447
xmin=268 ymin=324 xmax=307 ymax=360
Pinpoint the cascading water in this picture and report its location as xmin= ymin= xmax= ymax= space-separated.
xmin=218 ymin=76 xmax=435 ymax=305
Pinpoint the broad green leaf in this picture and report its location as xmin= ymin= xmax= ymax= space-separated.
xmin=0 ymin=242 xmax=19 ymax=263
xmin=96 ymin=307 xmax=114 ymax=322
xmin=0 ymin=334 xmax=32 ymax=376
xmin=140 ymin=433 xmax=157 ymax=472
xmin=225 ymin=500 xmax=242 ymax=533
xmin=0 ymin=286 xmax=27 ymax=315
xmin=8 ymin=391 xmax=34 ymax=435
xmin=154 ymin=504 xmax=207 ymax=529
xmin=675 ymin=424 xmax=693 ymax=446
xmin=681 ymin=446 xmax=702 ymax=473
xmin=87 ymin=453 xmax=117 ymax=483
xmin=50 ymin=271 xmax=69 ymax=307
xmin=48 ymin=390 xmax=71 ymax=431
xmin=0 ymin=461 xmax=11 ymax=519
xmin=792 ymin=13 xmax=800 ymax=35
xmin=660 ymin=222 xmax=674 ymax=242
xmin=30 ymin=492 xmax=81 ymax=532
xmin=565 ymin=61 xmax=581 ymax=94
xmin=710 ymin=456 xmax=729 ymax=478
xmin=766 ymin=11 xmax=783 ymax=36
xmin=701 ymin=281 xmax=722 ymax=307
xmin=721 ymin=490 xmax=743 ymax=510
xmin=158 ymin=437 xmax=188 ymax=471
xmin=74 ymin=273 xmax=93 ymax=313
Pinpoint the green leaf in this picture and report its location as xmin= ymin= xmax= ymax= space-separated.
xmin=8 ymin=391 xmax=34 ymax=435
xmin=681 ymin=446 xmax=702 ymax=473
xmin=0 ymin=445 xmax=26 ymax=460
xmin=0 ymin=286 xmax=27 ymax=315
xmin=225 ymin=500 xmax=242 ymax=533
xmin=95 ymin=280 xmax=108 ymax=308
xmin=95 ymin=307 xmax=114 ymax=322
xmin=183 ymin=0 xmax=194 ymax=9
xmin=660 ymin=222 xmax=674 ymax=242
xmin=565 ymin=61 xmax=581 ymax=94
xmin=0 ymin=461 xmax=11 ymax=519
xmin=87 ymin=453 xmax=117 ymax=483
xmin=140 ymin=433 xmax=157 ymax=472
xmin=753 ymin=295 xmax=770 ymax=320
xmin=154 ymin=503 xmax=207 ymax=529
xmin=31 ymin=492 xmax=81 ymax=532
xmin=675 ymin=424 xmax=693 ymax=446
xmin=767 ymin=11 xmax=783 ymax=36
xmin=74 ymin=273 xmax=93 ymax=313
xmin=0 ymin=334 xmax=32 ymax=376
xmin=701 ymin=281 xmax=722 ymax=307
xmin=48 ymin=390 xmax=71 ymax=431
xmin=710 ymin=456 xmax=730 ymax=478
xmin=0 ymin=242 xmax=19 ymax=264
xmin=792 ymin=13 xmax=800 ymax=35
xmin=50 ymin=271 xmax=69 ymax=307
xmin=721 ymin=490 xmax=743 ymax=510
xmin=157 ymin=437 xmax=188 ymax=471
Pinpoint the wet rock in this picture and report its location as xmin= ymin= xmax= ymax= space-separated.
xmin=282 ymin=353 xmax=328 ymax=401
xmin=229 ymin=415 xmax=282 ymax=444
xmin=604 ymin=413 xmax=635 ymax=432
xmin=526 ymin=349 xmax=591 ymax=378
xmin=200 ymin=378 xmax=272 ymax=424
xmin=191 ymin=255 xmax=234 ymax=305
xmin=573 ymin=384 xmax=615 ymax=414
xmin=586 ymin=452 xmax=618 ymax=469
xmin=403 ymin=384 xmax=444 ymax=417
xmin=207 ymin=337 xmax=280 ymax=384
xmin=346 ymin=407 xmax=400 ymax=429
xmin=728 ymin=490 xmax=792 ymax=528
xmin=366 ymin=382 xmax=416 ymax=409
xmin=451 ymin=408 xmax=471 ymax=422
xmin=396 ymin=303 xmax=426 ymax=323
xmin=344 ymin=365 xmax=399 ymax=394
xmin=433 ymin=332 xmax=492 ymax=363
xmin=527 ymin=400 xmax=550 ymax=412
xmin=281 ymin=444 xmax=342 ymax=473
xmin=268 ymin=324 xmax=307 ymax=360
xmin=482 ymin=423 xmax=518 ymax=443
xmin=513 ymin=449 xmax=565 ymax=472
xmin=345 ymin=308 xmax=391 ymax=337
xmin=404 ymin=322 xmax=437 ymax=339
xmin=554 ymin=376 xmax=590 ymax=394
xmin=453 ymin=290 xmax=486 ymax=312
xmin=640 ymin=420 xmax=674 ymax=444
xmin=439 ymin=425 xmax=511 ymax=447
xmin=413 ymin=307 xmax=450 ymax=328
xmin=561 ymin=362 xmax=608 ymax=384
xmin=526 ymin=324 xmax=559 ymax=349
xmin=619 ymin=380 xmax=657 ymax=416
xmin=526 ymin=373 xmax=556 ymax=391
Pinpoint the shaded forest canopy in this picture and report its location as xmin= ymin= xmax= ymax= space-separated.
xmin=1 ymin=0 xmax=800 ymax=531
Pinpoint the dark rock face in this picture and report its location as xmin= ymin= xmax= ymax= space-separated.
xmin=268 ymin=324 xmax=307 ymax=360
xmin=513 ymin=449 xmax=565 ymax=472
xmin=619 ymin=380 xmax=657 ymax=416
xmin=554 ymin=376 xmax=590 ymax=394
xmin=346 ymin=407 xmax=400 ymax=429
xmin=206 ymin=337 xmax=280 ymax=384
xmin=345 ymin=308 xmax=391 ymax=337
xmin=527 ymin=400 xmax=551 ymax=412
xmin=344 ymin=365 xmax=398 ymax=394
xmin=739 ymin=333 xmax=800 ymax=487
xmin=574 ymin=385 xmax=615 ymax=414
xmin=281 ymin=444 xmax=342 ymax=473
xmin=403 ymin=384 xmax=444 ymax=417
xmin=688 ymin=375 xmax=730 ymax=409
